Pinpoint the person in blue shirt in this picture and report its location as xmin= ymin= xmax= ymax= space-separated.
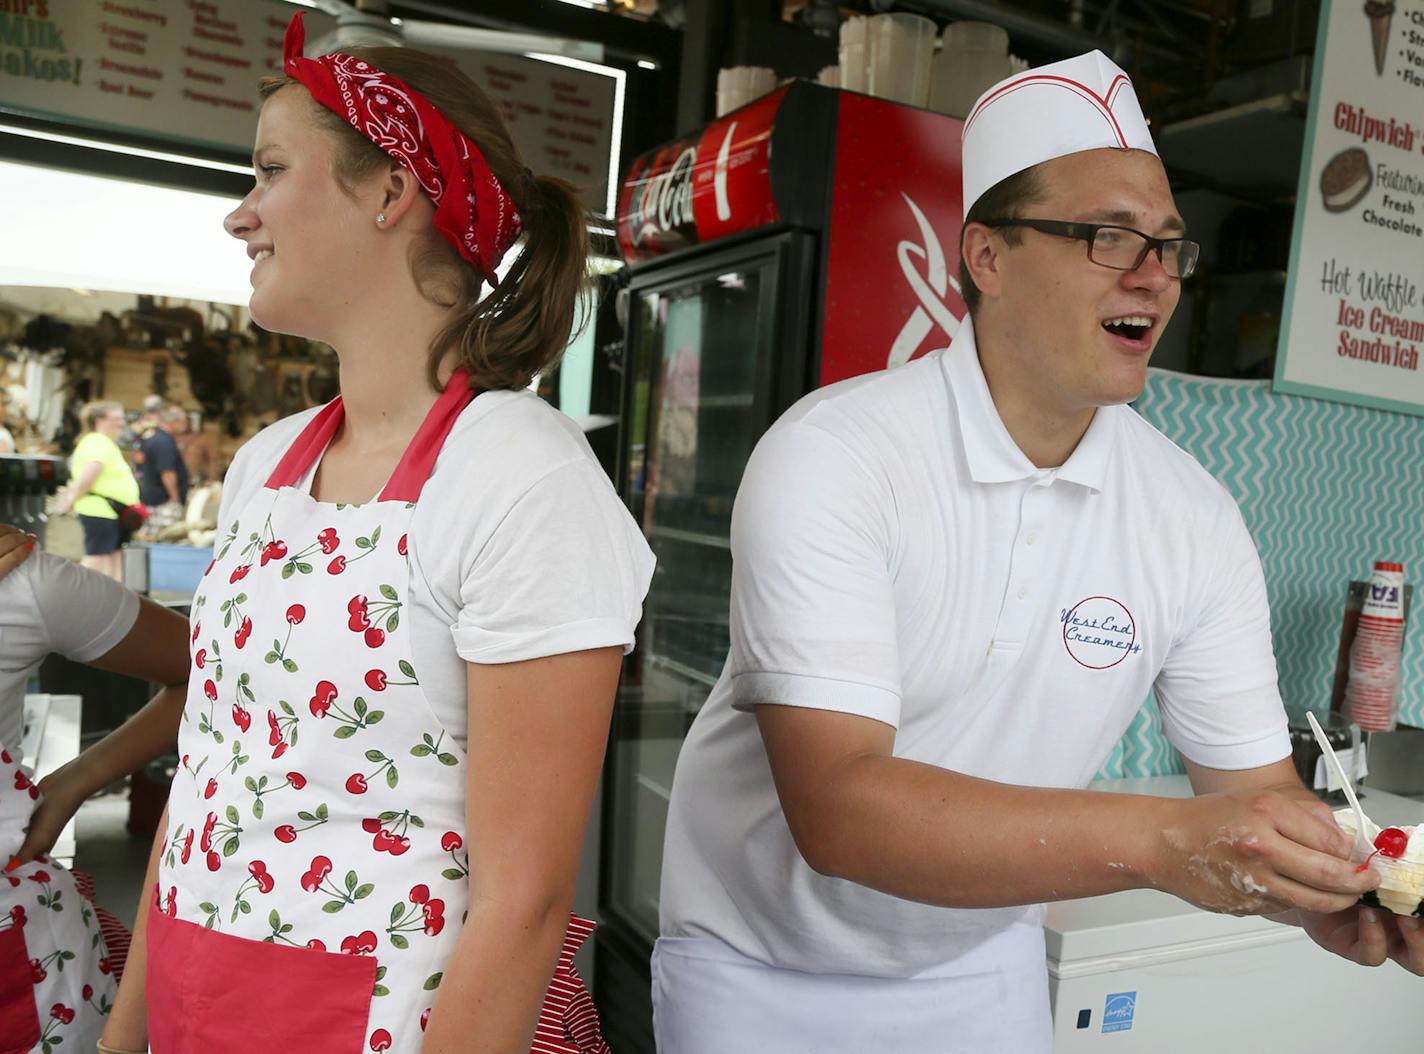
xmin=137 ymin=407 xmax=190 ymax=510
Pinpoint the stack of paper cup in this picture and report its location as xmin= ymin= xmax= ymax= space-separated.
xmin=1344 ymin=560 xmax=1407 ymax=731
xmin=839 ymin=16 xmax=870 ymax=93
xmin=866 ymin=12 xmax=936 ymax=107
xmin=715 ymin=66 xmax=778 ymax=117
xmin=929 ymin=21 xmax=1012 ymax=119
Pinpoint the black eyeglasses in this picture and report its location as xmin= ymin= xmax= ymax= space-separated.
xmin=979 ymin=218 xmax=1200 ymax=279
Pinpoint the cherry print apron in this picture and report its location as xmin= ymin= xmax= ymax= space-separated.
xmin=0 ymin=744 xmax=120 ymax=1054
xmin=149 ymin=372 xmax=608 ymax=1054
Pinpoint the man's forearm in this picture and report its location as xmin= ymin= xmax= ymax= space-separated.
xmin=803 ymin=754 xmax=1175 ymax=908
xmin=798 ymin=753 xmax=1365 ymax=918
xmin=161 ymin=470 xmax=179 ymax=504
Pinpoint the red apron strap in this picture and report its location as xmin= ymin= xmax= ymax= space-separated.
xmin=261 ymin=370 xmax=479 ymax=502
xmin=263 ymin=397 xmax=345 ymax=491
xmin=378 ymin=368 xmax=479 ymax=503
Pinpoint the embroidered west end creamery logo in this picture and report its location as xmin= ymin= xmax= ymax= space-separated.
xmin=1060 ymin=596 xmax=1142 ymax=669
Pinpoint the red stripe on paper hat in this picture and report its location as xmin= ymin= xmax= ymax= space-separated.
xmin=961 ymin=50 xmax=1157 ymax=219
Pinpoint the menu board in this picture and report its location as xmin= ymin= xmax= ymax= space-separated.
xmin=0 ymin=0 xmax=319 ymax=153
xmin=0 ymin=0 xmax=619 ymax=213
xmin=1276 ymin=0 xmax=1424 ymax=415
xmin=425 ymin=47 xmax=619 ymax=216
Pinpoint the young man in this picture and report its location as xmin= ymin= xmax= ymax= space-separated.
xmin=134 ymin=394 xmax=167 ymax=445
xmin=653 ymin=52 xmax=1421 ymax=1052
xmin=138 ymin=406 xmax=191 ymax=510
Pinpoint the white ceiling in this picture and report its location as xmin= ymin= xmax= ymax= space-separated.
xmin=0 ymin=160 xmax=252 ymax=306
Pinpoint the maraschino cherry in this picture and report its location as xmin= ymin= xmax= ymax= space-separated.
xmin=1356 ymin=827 xmax=1409 ymax=872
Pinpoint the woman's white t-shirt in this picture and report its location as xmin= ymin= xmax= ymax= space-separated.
xmin=217 ymin=389 xmax=655 ymax=751
xmin=0 ymin=552 xmax=140 ymax=756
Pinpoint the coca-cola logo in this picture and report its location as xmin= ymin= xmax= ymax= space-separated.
xmin=634 ymin=145 xmax=698 ymax=244
xmin=713 ymin=120 xmax=738 ymax=223
xmin=888 ymin=192 xmax=963 ymax=368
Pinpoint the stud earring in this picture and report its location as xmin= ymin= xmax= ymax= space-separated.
xmin=377 ymin=212 xmax=386 ymax=224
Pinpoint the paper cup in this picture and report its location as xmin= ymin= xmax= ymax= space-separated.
xmin=866 ymin=12 xmax=935 ymax=106
xmin=839 ymin=15 xmax=870 ymax=93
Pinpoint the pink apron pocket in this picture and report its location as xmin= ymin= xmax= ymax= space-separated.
xmin=0 ymin=924 xmax=40 ymax=1054
xmin=147 ymin=909 xmax=377 ymax=1054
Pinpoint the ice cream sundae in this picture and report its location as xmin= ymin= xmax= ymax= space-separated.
xmin=1334 ymin=808 xmax=1424 ymax=916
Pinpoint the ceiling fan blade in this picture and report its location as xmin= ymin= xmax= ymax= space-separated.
xmin=401 ymin=20 xmax=606 ymax=64
xmin=307 ymin=22 xmax=404 ymax=54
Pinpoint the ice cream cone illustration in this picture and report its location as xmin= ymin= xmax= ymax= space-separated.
xmin=1365 ymin=1 xmax=1395 ymax=77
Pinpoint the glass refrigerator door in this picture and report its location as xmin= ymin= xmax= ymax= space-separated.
xmin=604 ymin=233 xmax=812 ymax=954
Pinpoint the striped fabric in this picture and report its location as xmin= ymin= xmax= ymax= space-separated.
xmin=532 ymin=913 xmax=610 ymax=1054
xmin=71 ymin=867 xmax=132 ymax=983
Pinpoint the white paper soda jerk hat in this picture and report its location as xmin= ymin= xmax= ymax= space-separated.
xmin=961 ymin=50 xmax=1157 ymax=219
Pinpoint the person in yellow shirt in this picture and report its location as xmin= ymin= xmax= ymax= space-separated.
xmin=53 ymin=400 xmax=139 ymax=581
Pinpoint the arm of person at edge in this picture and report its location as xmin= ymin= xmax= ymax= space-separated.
xmin=99 ymin=802 xmax=167 ymax=1052
xmin=420 ymin=646 xmax=623 ymax=1053
xmin=9 ymin=598 xmax=190 ymax=865
xmin=1184 ymin=757 xmax=1424 ymax=974
xmin=53 ymin=459 xmax=103 ymax=515
xmin=0 ymin=522 xmax=37 ymax=576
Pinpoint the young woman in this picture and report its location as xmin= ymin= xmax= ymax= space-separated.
xmin=0 ymin=530 xmax=189 ymax=1054
xmin=100 ymin=15 xmax=653 ymax=1054
xmin=53 ymin=401 xmax=140 ymax=582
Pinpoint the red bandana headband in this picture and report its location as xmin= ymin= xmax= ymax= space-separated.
xmin=281 ymin=12 xmax=522 ymax=283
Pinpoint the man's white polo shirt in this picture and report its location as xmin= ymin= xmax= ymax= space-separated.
xmin=659 ymin=319 xmax=1292 ymax=979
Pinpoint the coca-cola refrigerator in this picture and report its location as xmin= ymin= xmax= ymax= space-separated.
xmin=595 ymin=80 xmax=966 ymax=1049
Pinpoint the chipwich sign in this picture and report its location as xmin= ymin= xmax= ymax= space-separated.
xmin=1276 ymin=0 xmax=1424 ymax=415
xmin=0 ymin=0 xmax=316 ymax=153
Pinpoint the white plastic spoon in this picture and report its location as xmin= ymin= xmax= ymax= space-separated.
xmin=1306 ymin=710 xmax=1373 ymax=861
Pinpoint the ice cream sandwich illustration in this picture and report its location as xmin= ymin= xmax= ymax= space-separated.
xmin=1320 ymin=147 xmax=1372 ymax=212
xmin=1366 ymin=1 xmax=1394 ymax=77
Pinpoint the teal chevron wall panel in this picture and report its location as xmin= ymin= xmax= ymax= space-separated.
xmin=1095 ymin=370 xmax=1424 ymax=779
